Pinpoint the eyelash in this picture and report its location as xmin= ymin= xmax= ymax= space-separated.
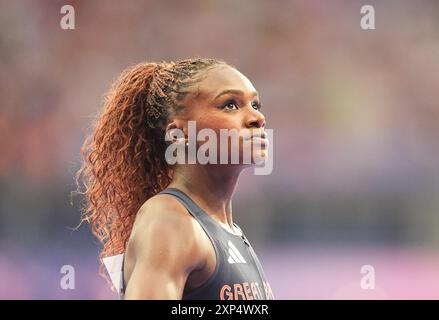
xmin=252 ymin=101 xmax=262 ymax=110
xmin=221 ymin=100 xmax=262 ymax=111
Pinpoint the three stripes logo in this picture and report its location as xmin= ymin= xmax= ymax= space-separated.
xmin=227 ymin=240 xmax=247 ymax=264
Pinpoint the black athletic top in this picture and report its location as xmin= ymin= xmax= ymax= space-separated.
xmin=120 ymin=188 xmax=274 ymax=300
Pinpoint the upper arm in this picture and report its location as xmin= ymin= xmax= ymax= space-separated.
xmin=123 ymin=197 xmax=206 ymax=300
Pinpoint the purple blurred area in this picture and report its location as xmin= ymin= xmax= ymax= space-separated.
xmin=1 ymin=0 xmax=439 ymax=299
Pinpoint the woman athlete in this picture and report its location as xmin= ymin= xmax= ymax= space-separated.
xmin=76 ymin=58 xmax=275 ymax=300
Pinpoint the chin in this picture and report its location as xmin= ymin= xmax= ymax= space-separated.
xmin=251 ymin=150 xmax=268 ymax=164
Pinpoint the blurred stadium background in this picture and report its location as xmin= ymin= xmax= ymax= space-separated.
xmin=1 ymin=0 xmax=439 ymax=299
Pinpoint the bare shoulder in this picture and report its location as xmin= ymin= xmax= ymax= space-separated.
xmin=122 ymin=193 xmax=211 ymax=298
xmin=127 ymin=193 xmax=208 ymax=272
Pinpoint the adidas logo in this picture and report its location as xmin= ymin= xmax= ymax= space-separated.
xmin=227 ymin=240 xmax=247 ymax=264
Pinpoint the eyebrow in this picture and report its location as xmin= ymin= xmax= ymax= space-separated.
xmin=213 ymin=89 xmax=259 ymax=101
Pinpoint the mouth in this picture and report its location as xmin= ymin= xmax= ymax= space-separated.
xmin=246 ymin=132 xmax=268 ymax=149
xmin=247 ymin=131 xmax=267 ymax=140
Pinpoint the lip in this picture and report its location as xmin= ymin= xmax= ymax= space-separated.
xmin=250 ymin=136 xmax=268 ymax=142
xmin=247 ymin=132 xmax=267 ymax=140
xmin=249 ymin=136 xmax=268 ymax=148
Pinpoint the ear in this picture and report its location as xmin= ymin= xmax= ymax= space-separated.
xmin=165 ymin=120 xmax=187 ymax=143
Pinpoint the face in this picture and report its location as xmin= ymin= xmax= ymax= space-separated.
xmin=168 ymin=65 xmax=268 ymax=166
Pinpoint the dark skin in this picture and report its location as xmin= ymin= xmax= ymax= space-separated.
xmin=123 ymin=65 xmax=266 ymax=299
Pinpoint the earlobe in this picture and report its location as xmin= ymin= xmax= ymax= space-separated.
xmin=165 ymin=121 xmax=186 ymax=144
xmin=166 ymin=120 xmax=187 ymax=134
xmin=166 ymin=121 xmax=178 ymax=132
xmin=165 ymin=121 xmax=178 ymax=140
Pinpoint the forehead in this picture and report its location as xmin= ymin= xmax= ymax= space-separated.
xmin=194 ymin=65 xmax=257 ymax=100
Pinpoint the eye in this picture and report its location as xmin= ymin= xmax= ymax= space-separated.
xmin=222 ymin=100 xmax=239 ymax=110
xmin=252 ymin=101 xmax=262 ymax=110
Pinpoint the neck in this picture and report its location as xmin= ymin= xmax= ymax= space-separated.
xmin=167 ymin=164 xmax=243 ymax=230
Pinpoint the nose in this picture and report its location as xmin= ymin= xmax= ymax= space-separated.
xmin=246 ymin=112 xmax=266 ymax=129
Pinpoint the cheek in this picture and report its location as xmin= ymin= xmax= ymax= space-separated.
xmin=194 ymin=114 xmax=242 ymax=132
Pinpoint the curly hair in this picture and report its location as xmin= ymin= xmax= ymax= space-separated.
xmin=73 ymin=58 xmax=227 ymax=282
